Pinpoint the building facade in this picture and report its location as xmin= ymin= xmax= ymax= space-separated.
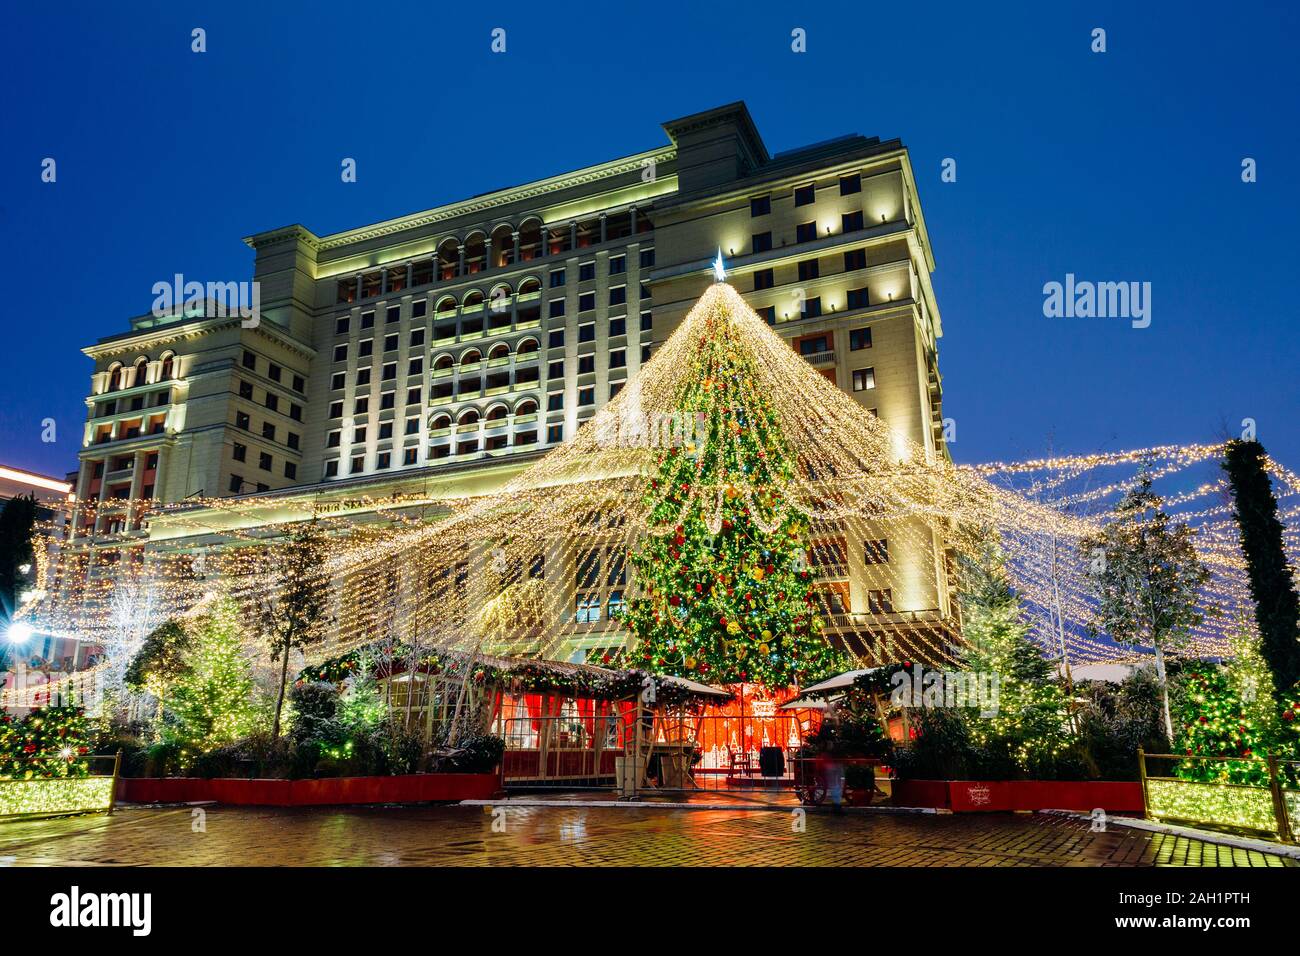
xmin=62 ymin=102 xmax=952 ymax=661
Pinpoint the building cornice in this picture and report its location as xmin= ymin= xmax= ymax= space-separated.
xmin=299 ymin=146 xmax=677 ymax=253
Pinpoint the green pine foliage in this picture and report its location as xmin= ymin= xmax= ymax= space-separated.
xmin=958 ymin=545 xmax=1069 ymax=775
xmin=620 ymin=293 xmax=849 ymax=686
xmin=165 ymin=599 xmax=259 ymax=757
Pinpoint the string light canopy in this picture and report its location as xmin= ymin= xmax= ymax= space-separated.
xmin=12 ymin=283 xmax=1299 ymax=706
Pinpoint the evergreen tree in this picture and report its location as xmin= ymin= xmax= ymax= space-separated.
xmin=166 ymin=600 xmax=258 ymax=754
xmin=0 ymin=494 xmax=38 ymax=633
xmin=256 ymin=519 xmax=332 ymax=737
xmin=620 ymin=290 xmax=848 ymax=686
xmin=1222 ymin=439 xmax=1300 ymax=696
xmin=1081 ymin=471 xmax=1209 ymax=744
xmin=958 ymin=542 xmax=1069 ymax=773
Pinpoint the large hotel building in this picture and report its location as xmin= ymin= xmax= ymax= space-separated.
xmin=60 ymin=102 xmax=952 ymax=662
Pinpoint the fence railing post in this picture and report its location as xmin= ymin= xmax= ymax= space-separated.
xmin=1137 ymin=746 xmax=1151 ymax=820
xmin=107 ymin=750 xmax=122 ymax=815
xmin=1266 ymin=754 xmax=1293 ymax=844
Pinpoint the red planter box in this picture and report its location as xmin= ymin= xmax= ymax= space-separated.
xmin=890 ymin=779 xmax=1144 ymax=813
xmin=117 ymin=773 xmax=502 ymax=807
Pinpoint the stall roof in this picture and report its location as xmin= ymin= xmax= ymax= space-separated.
xmin=784 ymin=667 xmax=881 ymax=704
xmin=656 ymin=674 xmax=733 ymax=700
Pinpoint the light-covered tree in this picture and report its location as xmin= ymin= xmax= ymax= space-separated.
xmin=1081 ymin=472 xmax=1210 ymax=743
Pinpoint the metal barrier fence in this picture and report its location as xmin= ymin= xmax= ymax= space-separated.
xmin=1139 ymin=748 xmax=1297 ymax=843
xmin=0 ymin=753 xmax=121 ymax=820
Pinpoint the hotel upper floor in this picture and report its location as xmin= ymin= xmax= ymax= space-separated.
xmin=72 ymin=103 xmax=946 ymax=542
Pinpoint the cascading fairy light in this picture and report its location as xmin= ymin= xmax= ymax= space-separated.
xmin=13 ymin=283 xmax=1300 ymax=691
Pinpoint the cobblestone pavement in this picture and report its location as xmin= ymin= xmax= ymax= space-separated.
xmin=0 ymin=803 xmax=1293 ymax=867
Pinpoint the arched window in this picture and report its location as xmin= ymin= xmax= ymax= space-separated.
xmin=485 ymin=404 xmax=509 ymax=423
xmin=460 ymin=349 xmax=482 ymax=367
xmin=487 ymin=343 xmax=510 ymax=362
xmin=133 ymin=357 xmax=150 ymax=387
xmin=429 ymin=414 xmax=452 ymax=431
xmin=517 ymin=276 xmax=542 ymax=296
xmin=516 ymin=337 xmax=539 ymax=355
xmin=515 ymin=398 xmax=538 ymax=416
xmin=457 ymin=408 xmax=480 ymax=427
xmin=159 ymin=352 xmax=175 ymax=381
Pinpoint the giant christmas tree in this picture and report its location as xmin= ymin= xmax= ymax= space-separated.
xmin=619 ymin=279 xmax=849 ymax=687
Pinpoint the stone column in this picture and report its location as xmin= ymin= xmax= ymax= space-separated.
xmin=599 ymin=212 xmax=607 ymax=244
xmin=511 ymin=230 xmax=520 ymax=264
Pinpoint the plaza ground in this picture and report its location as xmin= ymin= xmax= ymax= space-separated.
xmin=0 ymin=797 xmax=1293 ymax=867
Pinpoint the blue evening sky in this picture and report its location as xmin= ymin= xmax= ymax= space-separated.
xmin=1 ymin=1 xmax=1296 ymax=480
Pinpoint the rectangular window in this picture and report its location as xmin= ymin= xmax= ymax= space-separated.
xmin=842 ymin=210 xmax=864 ymax=233
xmin=852 ymin=367 xmax=876 ymax=391
xmin=868 ymin=588 xmax=894 ymax=614
xmin=360 ymin=311 xmax=375 ymax=329
xmin=575 ymin=593 xmax=601 ymax=624
xmin=258 ymin=451 xmax=272 ymax=471
xmin=238 ymin=380 xmax=253 ymax=399
xmin=376 ymin=452 xmax=391 ymax=470
xmin=864 ymin=539 xmax=889 ymax=565
xmin=549 ymin=300 xmax=566 ymax=319
xmin=840 ymin=173 xmax=861 ymax=195
xmin=844 ymin=248 xmax=867 ymax=271
xmin=325 ymin=460 xmax=339 ymax=478
xmin=386 ymin=305 xmax=401 ymax=324
xmin=803 ymin=296 xmax=822 ymax=318
xmin=359 ymin=339 xmax=373 ymax=358
xmin=403 ymin=447 xmax=418 ymax=465
xmin=384 ymin=333 xmax=399 ymax=352
xmin=578 ymin=387 xmax=595 ymax=406
xmin=794 ymin=184 xmax=816 ymax=206
xmin=639 ymin=248 xmax=655 ymax=268
xmin=753 ymin=269 xmax=774 ymax=291
xmin=229 ymin=474 xmax=244 ymax=493
xmin=351 ymin=456 xmax=364 ymax=474
xmin=796 ymin=221 xmax=818 ymax=243
xmin=406 ymin=386 xmax=421 ymax=405
xmin=799 ymin=335 xmax=831 ymax=356
xmin=354 ymin=426 xmax=367 ymax=443
xmin=547 ymin=393 xmax=564 ymax=411
xmin=355 ymin=396 xmax=369 ymax=414
xmin=640 ymin=311 xmax=652 ymax=332
xmin=242 ymin=350 xmax=257 ymax=370
xmin=327 ymin=430 xmax=341 ymax=448
xmin=264 ymin=393 xmax=278 ymax=412
xmin=378 ymin=422 xmax=393 ymax=440
xmin=548 ymin=360 xmax=564 ymax=379
xmin=411 ymin=299 xmax=427 ymax=318
xmin=578 ymin=323 xmax=595 ymax=343
xmin=608 ymin=286 xmax=626 ymax=306
xmin=380 ymin=391 xmax=395 ymax=411
xmin=547 ymin=424 xmax=564 ymax=443
xmin=267 ymin=363 xmax=282 ymax=382
xmin=548 ymin=329 xmax=565 ymax=349
xmin=409 ymin=328 xmax=425 ymax=347
xmin=847 ymin=287 xmax=870 ymax=310
xmin=335 ymin=316 xmax=350 ymax=335
xmin=235 ymin=411 xmax=250 ymax=430
xmin=405 ymin=417 xmax=419 ymax=436
xmin=850 ymin=327 xmax=872 ymax=350
xmin=382 ymin=362 xmax=397 ymax=381
xmin=329 ymin=400 xmax=343 ymax=418
xmin=610 ymin=349 xmax=626 ymax=369
xmin=232 ymin=442 xmax=246 ymax=462
xmin=609 ymin=316 xmax=626 ymax=337
xmin=752 ymin=231 xmax=772 ymax=254
xmin=750 ymin=195 xmax=771 ymax=217
xmin=262 ymin=422 xmax=276 ymax=441
xmin=356 ymin=368 xmax=371 ymax=387
xmin=579 ymin=291 xmax=596 ymax=312
xmin=550 ymin=269 xmax=566 ymax=288
xmin=408 ymin=358 xmax=423 ymax=375
xmin=287 ymin=432 xmax=300 ymax=450
xmin=609 ymin=255 xmax=626 ymax=275
xmin=578 ymin=355 xmax=595 ymax=374
xmin=798 ymin=259 xmax=819 ymax=281
xmin=579 ymin=262 xmax=596 ymax=282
